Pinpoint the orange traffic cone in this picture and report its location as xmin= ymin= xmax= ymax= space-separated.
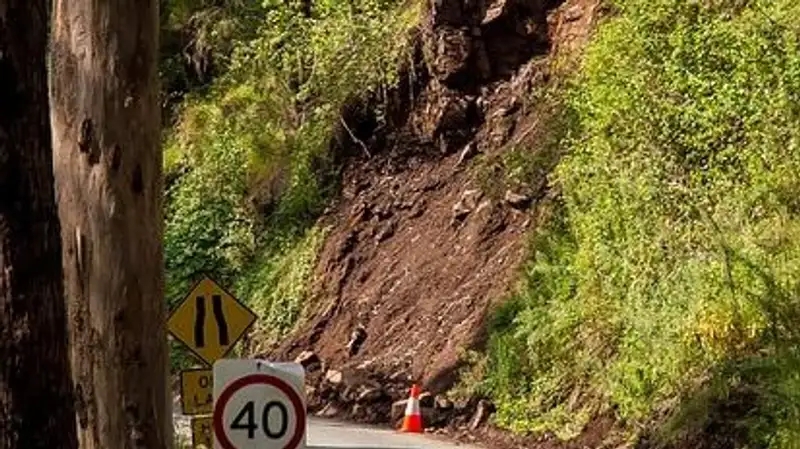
xmin=400 ymin=384 xmax=423 ymax=433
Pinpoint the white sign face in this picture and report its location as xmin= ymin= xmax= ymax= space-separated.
xmin=213 ymin=359 xmax=306 ymax=449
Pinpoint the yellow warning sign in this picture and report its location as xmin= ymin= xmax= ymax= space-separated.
xmin=167 ymin=276 xmax=257 ymax=366
xmin=191 ymin=416 xmax=213 ymax=449
xmin=180 ymin=369 xmax=213 ymax=416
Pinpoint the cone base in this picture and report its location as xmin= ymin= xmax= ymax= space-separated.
xmin=401 ymin=414 xmax=423 ymax=433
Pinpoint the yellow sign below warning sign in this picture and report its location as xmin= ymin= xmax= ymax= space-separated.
xmin=167 ymin=276 xmax=257 ymax=366
xmin=191 ymin=416 xmax=213 ymax=449
xmin=180 ymin=368 xmax=213 ymax=416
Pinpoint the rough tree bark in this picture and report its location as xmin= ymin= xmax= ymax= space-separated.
xmin=0 ymin=1 xmax=79 ymax=449
xmin=49 ymin=1 xmax=171 ymax=448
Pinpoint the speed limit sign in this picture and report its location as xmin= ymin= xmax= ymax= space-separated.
xmin=213 ymin=359 xmax=307 ymax=449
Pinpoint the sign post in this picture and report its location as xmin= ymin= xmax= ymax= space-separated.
xmin=212 ymin=359 xmax=307 ymax=449
xmin=168 ymin=276 xmax=259 ymax=448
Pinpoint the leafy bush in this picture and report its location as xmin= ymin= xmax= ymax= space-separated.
xmin=481 ymin=0 xmax=800 ymax=446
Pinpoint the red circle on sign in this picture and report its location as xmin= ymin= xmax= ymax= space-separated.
xmin=213 ymin=374 xmax=306 ymax=449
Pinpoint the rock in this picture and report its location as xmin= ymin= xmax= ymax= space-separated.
xmin=564 ymin=5 xmax=583 ymax=22
xmin=305 ymin=385 xmax=318 ymax=398
xmin=375 ymin=221 xmax=396 ymax=243
xmin=374 ymin=204 xmax=393 ymax=220
xmin=409 ymin=201 xmax=426 ymax=218
xmin=418 ymin=87 xmax=470 ymax=144
xmin=391 ymin=400 xmax=408 ymax=424
xmin=463 ymin=189 xmax=482 ymax=204
xmin=340 ymin=385 xmax=357 ymax=402
xmin=475 ymin=95 xmax=487 ymax=111
xmin=469 ymin=399 xmax=494 ymax=430
xmin=356 ymin=359 xmax=376 ymax=370
xmin=452 ymin=189 xmax=483 ymax=222
xmin=347 ymin=325 xmax=368 ymax=356
xmin=316 ymin=403 xmax=341 ymax=418
xmin=421 ymin=178 xmax=441 ymax=192
xmin=325 ymin=369 xmax=343 ymax=385
xmin=482 ymin=0 xmax=509 ymax=25
xmin=475 ymin=199 xmax=492 ymax=215
xmin=421 ymin=406 xmax=446 ymax=427
xmin=455 ymin=142 xmax=477 ymax=167
xmin=452 ymin=200 xmax=471 ymax=221
xmin=349 ymin=202 xmax=369 ymax=223
xmin=504 ymin=190 xmax=532 ymax=209
xmin=419 ymin=392 xmax=435 ymax=408
xmin=389 ymin=371 xmax=411 ymax=383
xmin=503 ymin=98 xmax=521 ymax=117
xmin=396 ymin=198 xmax=414 ymax=210
xmin=336 ymin=230 xmax=359 ymax=262
xmin=435 ymin=395 xmax=454 ymax=410
xmin=357 ymin=387 xmax=386 ymax=404
xmin=294 ymin=350 xmax=321 ymax=372
xmin=429 ymin=27 xmax=472 ymax=85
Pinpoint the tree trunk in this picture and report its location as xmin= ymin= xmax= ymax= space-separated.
xmin=0 ymin=1 xmax=79 ymax=449
xmin=49 ymin=1 xmax=171 ymax=448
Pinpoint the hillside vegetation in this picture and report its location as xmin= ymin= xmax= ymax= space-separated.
xmin=478 ymin=0 xmax=800 ymax=446
xmin=161 ymin=0 xmax=800 ymax=446
xmin=161 ymin=0 xmax=419 ymax=364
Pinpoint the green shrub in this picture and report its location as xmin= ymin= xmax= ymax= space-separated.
xmin=236 ymin=224 xmax=328 ymax=350
xmin=482 ymin=1 xmax=800 ymax=446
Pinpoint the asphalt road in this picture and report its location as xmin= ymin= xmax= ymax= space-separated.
xmin=174 ymin=400 xmax=482 ymax=448
xmin=306 ymin=418 xmax=482 ymax=449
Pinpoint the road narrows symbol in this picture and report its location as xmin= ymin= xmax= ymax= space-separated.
xmin=195 ymin=296 xmax=206 ymax=348
xmin=213 ymin=295 xmax=230 ymax=345
xmin=193 ymin=295 xmax=231 ymax=349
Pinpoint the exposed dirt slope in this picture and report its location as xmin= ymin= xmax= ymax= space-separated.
xmin=290 ymin=131 xmax=532 ymax=388
xmin=264 ymin=0 xmax=601 ymax=423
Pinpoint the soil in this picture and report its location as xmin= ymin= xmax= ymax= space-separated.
xmin=447 ymin=415 xmax=622 ymax=449
xmin=295 ymin=153 xmax=531 ymax=384
xmin=257 ymin=0 xmax=611 ymax=446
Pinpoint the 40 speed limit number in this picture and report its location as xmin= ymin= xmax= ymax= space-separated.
xmin=213 ymin=360 xmax=307 ymax=449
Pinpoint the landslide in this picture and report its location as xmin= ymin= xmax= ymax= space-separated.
xmin=264 ymin=0 xmax=600 ymax=422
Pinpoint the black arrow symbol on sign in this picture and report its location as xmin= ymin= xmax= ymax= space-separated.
xmin=194 ymin=295 xmax=230 ymax=348
xmin=213 ymin=295 xmax=230 ymax=345
xmin=195 ymin=296 xmax=206 ymax=348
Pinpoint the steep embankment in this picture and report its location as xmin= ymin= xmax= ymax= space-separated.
xmin=264 ymin=0 xmax=600 ymax=424
xmin=166 ymin=0 xmax=800 ymax=447
xmin=475 ymin=2 xmax=800 ymax=448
